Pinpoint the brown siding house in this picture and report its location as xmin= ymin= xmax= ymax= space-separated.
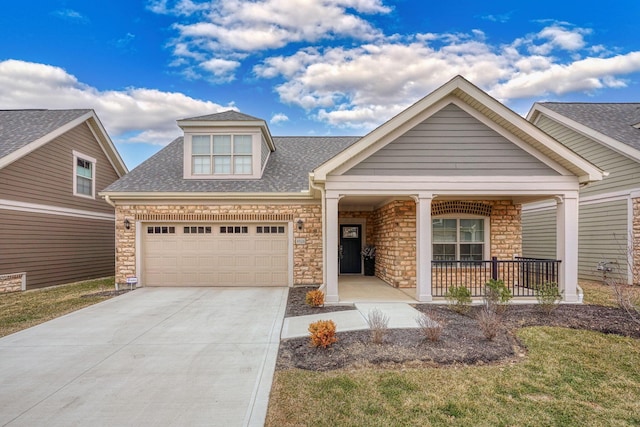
xmin=0 ymin=110 xmax=127 ymax=291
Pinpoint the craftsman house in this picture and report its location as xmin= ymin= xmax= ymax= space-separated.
xmin=0 ymin=109 xmax=127 ymax=291
xmin=101 ymin=76 xmax=603 ymax=303
xmin=523 ymin=102 xmax=640 ymax=284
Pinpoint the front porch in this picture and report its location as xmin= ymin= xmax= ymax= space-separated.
xmin=324 ymin=193 xmax=579 ymax=304
xmin=336 ymin=257 xmax=562 ymax=303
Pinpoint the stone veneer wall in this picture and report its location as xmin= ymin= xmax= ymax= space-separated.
xmin=372 ymin=200 xmax=417 ymax=288
xmin=367 ymin=199 xmax=521 ymax=289
xmin=115 ymin=203 xmax=323 ymax=287
xmin=633 ymin=197 xmax=640 ymax=283
xmin=0 ymin=273 xmax=24 ymax=293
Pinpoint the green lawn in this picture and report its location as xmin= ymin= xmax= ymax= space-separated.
xmin=0 ymin=277 xmax=117 ymax=337
xmin=267 ymin=327 xmax=640 ymax=426
xmin=268 ymin=281 xmax=639 ymax=426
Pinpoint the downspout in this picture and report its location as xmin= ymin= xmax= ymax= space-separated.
xmin=308 ymin=174 xmax=327 ymax=290
xmin=103 ymin=194 xmax=116 ymax=207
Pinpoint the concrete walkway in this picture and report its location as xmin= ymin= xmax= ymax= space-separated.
xmin=0 ymin=287 xmax=287 ymax=427
xmin=281 ymin=302 xmax=422 ymax=339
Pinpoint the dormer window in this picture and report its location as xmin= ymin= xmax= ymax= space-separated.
xmin=179 ymin=110 xmax=275 ymax=180
xmin=192 ymin=134 xmax=253 ymax=176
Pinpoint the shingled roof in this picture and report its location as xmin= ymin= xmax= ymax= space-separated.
xmin=179 ymin=110 xmax=262 ymax=122
xmin=104 ymin=136 xmax=360 ymax=193
xmin=540 ymin=103 xmax=640 ymax=152
xmin=0 ymin=109 xmax=91 ymax=159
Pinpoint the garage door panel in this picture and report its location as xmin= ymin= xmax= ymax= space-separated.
xmin=143 ymin=223 xmax=289 ymax=287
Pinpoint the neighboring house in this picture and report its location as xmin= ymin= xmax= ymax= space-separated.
xmin=523 ymin=103 xmax=640 ymax=284
xmin=101 ymin=76 xmax=603 ymax=303
xmin=0 ymin=109 xmax=128 ymax=292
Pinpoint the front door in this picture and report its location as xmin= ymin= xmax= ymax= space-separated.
xmin=339 ymin=224 xmax=362 ymax=274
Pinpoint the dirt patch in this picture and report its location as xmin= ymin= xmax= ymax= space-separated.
xmin=278 ymin=297 xmax=640 ymax=371
xmin=285 ymin=286 xmax=356 ymax=317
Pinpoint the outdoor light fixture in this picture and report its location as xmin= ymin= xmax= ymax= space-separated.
xmin=296 ymin=219 xmax=304 ymax=230
xmin=124 ymin=219 xmax=131 ymax=230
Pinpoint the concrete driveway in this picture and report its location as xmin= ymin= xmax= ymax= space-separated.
xmin=0 ymin=287 xmax=287 ymax=427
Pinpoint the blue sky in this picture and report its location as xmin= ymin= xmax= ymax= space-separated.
xmin=1 ymin=0 xmax=639 ymax=169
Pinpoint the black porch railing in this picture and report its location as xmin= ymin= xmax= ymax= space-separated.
xmin=431 ymin=257 xmax=561 ymax=297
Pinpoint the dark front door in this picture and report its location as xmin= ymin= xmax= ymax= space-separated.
xmin=339 ymin=224 xmax=362 ymax=274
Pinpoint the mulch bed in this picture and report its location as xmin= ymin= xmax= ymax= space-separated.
xmin=285 ymin=286 xmax=356 ymax=317
xmin=278 ymin=288 xmax=640 ymax=371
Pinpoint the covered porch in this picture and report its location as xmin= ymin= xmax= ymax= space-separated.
xmin=323 ymin=191 xmax=579 ymax=304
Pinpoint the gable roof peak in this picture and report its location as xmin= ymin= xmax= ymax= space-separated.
xmin=179 ymin=110 xmax=263 ymax=122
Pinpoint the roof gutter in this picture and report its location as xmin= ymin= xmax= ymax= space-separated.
xmin=99 ymin=191 xmax=317 ymax=202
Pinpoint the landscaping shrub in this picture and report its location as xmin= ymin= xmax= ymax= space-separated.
xmin=476 ymin=305 xmax=500 ymax=341
xmin=484 ymin=279 xmax=512 ymax=313
xmin=535 ymin=281 xmax=562 ymax=313
xmin=305 ymin=289 xmax=325 ymax=307
xmin=366 ymin=308 xmax=389 ymax=344
xmin=445 ymin=285 xmax=472 ymax=314
xmin=309 ymin=320 xmax=337 ymax=348
xmin=416 ymin=312 xmax=442 ymax=342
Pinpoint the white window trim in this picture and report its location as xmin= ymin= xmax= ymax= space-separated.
xmin=431 ymin=214 xmax=490 ymax=261
xmin=186 ymin=132 xmax=261 ymax=179
xmin=72 ymin=150 xmax=96 ymax=199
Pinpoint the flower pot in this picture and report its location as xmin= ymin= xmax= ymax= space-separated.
xmin=364 ymin=258 xmax=375 ymax=276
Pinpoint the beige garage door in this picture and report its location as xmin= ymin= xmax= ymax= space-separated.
xmin=142 ymin=224 xmax=288 ymax=287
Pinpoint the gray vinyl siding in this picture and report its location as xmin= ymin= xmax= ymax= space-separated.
xmin=345 ymin=104 xmax=560 ymax=176
xmin=261 ymin=135 xmax=270 ymax=170
xmin=0 ymin=122 xmax=119 ymax=214
xmin=578 ymin=200 xmax=628 ymax=282
xmin=522 ymin=199 xmax=630 ymax=282
xmin=0 ymin=210 xmax=115 ymax=290
xmin=536 ymin=115 xmax=640 ymax=197
xmin=522 ymin=207 xmax=557 ymax=260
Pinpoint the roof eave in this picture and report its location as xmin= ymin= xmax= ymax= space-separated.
xmin=99 ymin=190 xmax=315 ymax=201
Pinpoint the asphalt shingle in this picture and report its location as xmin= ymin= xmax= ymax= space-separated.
xmin=0 ymin=109 xmax=91 ymax=159
xmin=541 ymin=103 xmax=640 ymax=151
xmin=104 ymin=135 xmax=360 ymax=193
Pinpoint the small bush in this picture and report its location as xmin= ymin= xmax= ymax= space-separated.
xmin=477 ymin=305 xmax=500 ymax=341
xmin=536 ymin=281 xmax=562 ymax=313
xmin=367 ymin=308 xmax=389 ymax=344
xmin=416 ymin=312 xmax=442 ymax=342
xmin=305 ymin=289 xmax=325 ymax=307
xmin=445 ymin=286 xmax=472 ymax=314
xmin=308 ymin=319 xmax=337 ymax=348
xmin=484 ymin=279 xmax=512 ymax=313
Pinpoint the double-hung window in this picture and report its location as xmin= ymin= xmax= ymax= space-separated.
xmin=73 ymin=151 xmax=96 ymax=198
xmin=432 ymin=218 xmax=486 ymax=261
xmin=192 ymin=134 xmax=252 ymax=175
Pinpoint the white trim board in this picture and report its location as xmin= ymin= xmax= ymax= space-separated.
xmin=0 ymin=199 xmax=115 ymax=221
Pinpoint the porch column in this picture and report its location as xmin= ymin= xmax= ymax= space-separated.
xmin=416 ymin=194 xmax=433 ymax=302
xmin=556 ymin=193 xmax=579 ymax=302
xmin=325 ymin=194 xmax=340 ymax=303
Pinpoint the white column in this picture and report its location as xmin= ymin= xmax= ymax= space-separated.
xmin=416 ymin=194 xmax=433 ymax=302
xmin=556 ymin=193 xmax=579 ymax=302
xmin=325 ymin=194 xmax=340 ymax=303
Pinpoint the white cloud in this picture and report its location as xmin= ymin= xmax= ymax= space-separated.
xmin=152 ymin=0 xmax=390 ymax=80
xmin=270 ymin=113 xmax=289 ymax=124
xmin=199 ymin=58 xmax=241 ymax=82
xmin=254 ymin=24 xmax=640 ymax=129
xmin=52 ymin=9 xmax=88 ymax=23
xmin=0 ymin=60 xmax=233 ymax=145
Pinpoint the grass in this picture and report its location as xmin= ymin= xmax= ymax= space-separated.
xmin=580 ymin=280 xmax=618 ymax=307
xmin=266 ymin=327 xmax=640 ymax=426
xmin=0 ymin=277 xmax=117 ymax=337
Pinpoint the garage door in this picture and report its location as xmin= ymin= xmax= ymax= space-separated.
xmin=142 ymin=223 xmax=288 ymax=287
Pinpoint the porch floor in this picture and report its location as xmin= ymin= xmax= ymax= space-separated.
xmin=337 ymin=275 xmax=416 ymax=303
